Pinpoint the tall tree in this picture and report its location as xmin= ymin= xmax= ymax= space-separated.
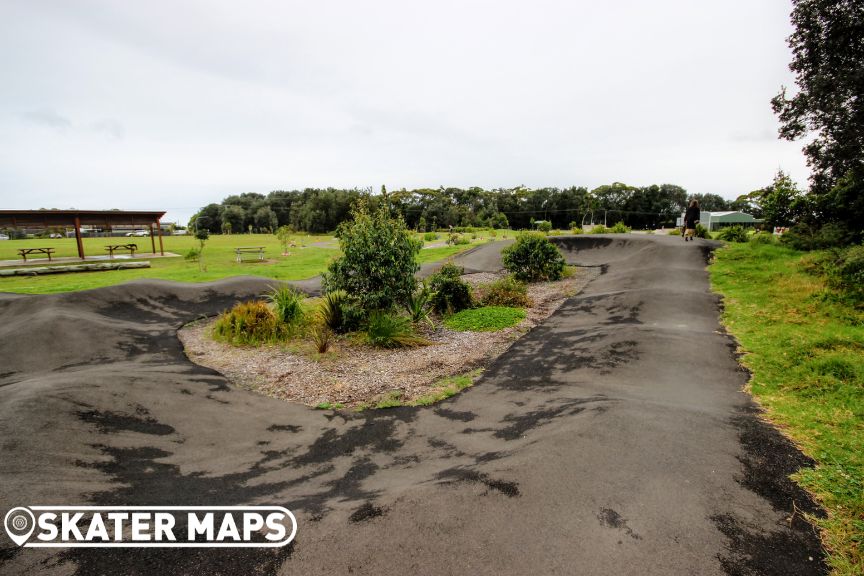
xmin=771 ymin=0 xmax=864 ymax=239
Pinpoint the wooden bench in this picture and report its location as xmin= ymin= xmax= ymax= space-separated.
xmin=18 ymin=247 xmax=55 ymax=262
xmin=105 ymin=243 xmax=138 ymax=258
xmin=235 ymin=246 xmax=266 ymax=263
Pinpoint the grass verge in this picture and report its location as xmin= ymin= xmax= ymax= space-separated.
xmin=710 ymin=242 xmax=863 ymax=575
xmin=444 ymin=306 xmax=526 ymax=332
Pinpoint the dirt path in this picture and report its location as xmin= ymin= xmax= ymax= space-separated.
xmin=0 ymin=236 xmax=824 ymax=575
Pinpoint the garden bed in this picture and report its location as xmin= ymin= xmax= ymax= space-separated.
xmin=179 ymin=267 xmax=599 ymax=409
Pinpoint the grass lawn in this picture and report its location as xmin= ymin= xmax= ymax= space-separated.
xmin=0 ymin=234 xmax=482 ymax=294
xmin=443 ymin=306 xmax=526 ymax=332
xmin=710 ymin=242 xmax=863 ymax=575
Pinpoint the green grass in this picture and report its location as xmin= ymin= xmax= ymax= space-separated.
xmin=443 ymin=306 xmax=526 ymax=332
xmin=710 ymin=242 xmax=863 ymax=575
xmin=412 ymin=369 xmax=483 ymax=406
xmin=314 ymin=401 xmax=345 ymax=410
xmin=0 ymin=234 xmax=475 ymax=294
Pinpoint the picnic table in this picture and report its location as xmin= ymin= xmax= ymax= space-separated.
xmin=18 ymin=247 xmax=55 ymax=262
xmin=105 ymin=243 xmax=138 ymax=258
xmin=235 ymin=246 xmax=266 ymax=263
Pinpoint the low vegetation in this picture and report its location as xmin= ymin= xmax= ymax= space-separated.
xmin=502 ymin=232 xmax=566 ymax=281
xmin=711 ymin=242 xmax=863 ymax=574
xmin=475 ymin=275 xmax=531 ymax=308
xmin=443 ymin=306 xmax=526 ymax=332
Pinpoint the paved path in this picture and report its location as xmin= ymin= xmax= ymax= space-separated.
xmin=0 ymin=235 xmax=824 ymax=575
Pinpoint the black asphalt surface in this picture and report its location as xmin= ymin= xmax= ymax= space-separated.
xmin=0 ymin=235 xmax=825 ymax=575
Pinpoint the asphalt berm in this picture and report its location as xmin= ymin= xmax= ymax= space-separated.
xmin=0 ymin=235 xmax=826 ymax=575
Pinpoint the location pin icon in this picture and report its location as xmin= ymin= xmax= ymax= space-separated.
xmin=4 ymin=507 xmax=35 ymax=547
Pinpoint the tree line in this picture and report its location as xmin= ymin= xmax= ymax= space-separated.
xmin=188 ymin=184 xmax=754 ymax=234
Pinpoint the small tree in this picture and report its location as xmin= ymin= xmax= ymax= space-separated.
xmin=276 ymin=225 xmax=295 ymax=255
xmin=502 ymin=232 xmax=565 ymax=282
xmin=195 ymin=228 xmax=209 ymax=272
xmin=322 ymin=200 xmax=421 ymax=312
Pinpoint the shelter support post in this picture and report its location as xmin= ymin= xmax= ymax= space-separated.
xmin=156 ymin=218 xmax=164 ymax=256
xmin=149 ymin=223 xmax=156 ymax=254
xmin=74 ymin=216 xmax=85 ymax=260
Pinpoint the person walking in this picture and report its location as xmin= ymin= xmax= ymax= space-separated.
xmin=683 ymin=200 xmax=700 ymax=241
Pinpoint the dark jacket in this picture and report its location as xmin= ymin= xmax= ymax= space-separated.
xmin=684 ymin=206 xmax=700 ymax=228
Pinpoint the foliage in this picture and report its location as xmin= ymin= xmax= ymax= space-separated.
xmin=267 ymin=285 xmax=304 ymax=326
xmin=590 ymin=225 xmax=609 ymax=234
xmin=423 ymin=232 xmax=439 ymax=241
xmin=365 ymin=310 xmax=430 ymax=348
xmin=571 ymin=227 xmax=584 ymax=235
xmin=711 ymin=243 xmax=864 ymax=573
xmin=818 ymin=245 xmax=864 ymax=305
xmin=771 ymin=1 xmax=864 ymax=244
xmin=749 ymin=232 xmax=776 ymax=246
xmin=668 ymin=228 xmax=683 ymax=236
xmin=443 ymin=306 xmax=526 ymax=332
xmin=404 ymin=281 xmax=434 ymax=326
xmin=411 ymin=369 xmax=482 ymax=406
xmin=184 ymin=247 xmax=200 ymax=262
xmin=694 ymin=224 xmax=710 ymax=239
xmin=194 ymin=228 xmax=209 ymax=271
xmin=609 ymin=221 xmax=630 ymax=233
xmin=314 ymin=401 xmax=344 ymax=410
xmin=317 ymin=290 xmax=349 ymax=333
xmin=714 ymin=226 xmax=748 ymax=243
xmin=428 ymin=265 xmax=474 ymax=314
xmin=322 ymin=201 xmax=421 ymax=312
xmin=535 ymin=220 xmax=552 ymax=233
xmin=275 ymin=225 xmax=295 ymax=253
xmin=502 ymin=232 xmax=566 ymax=282
xmin=310 ymin=324 xmax=332 ymax=353
xmin=212 ymin=300 xmax=282 ymax=345
xmin=476 ymin=275 xmax=531 ymax=307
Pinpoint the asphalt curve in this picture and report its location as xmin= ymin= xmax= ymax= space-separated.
xmin=0 ymin=235 xmax=826 ymax=576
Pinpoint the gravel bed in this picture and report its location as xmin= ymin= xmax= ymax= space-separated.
xmin=178 ymin=267 xmax=599 ymax=408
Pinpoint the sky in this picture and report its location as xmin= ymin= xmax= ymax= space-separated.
xmin=0 ymin=0 xmax=810 ymax=225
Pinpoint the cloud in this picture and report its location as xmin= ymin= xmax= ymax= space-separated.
xmin=20 ymin=108 xmax=72 ymax=132
xmin=91 ymin=118 xmax=125 ymax=140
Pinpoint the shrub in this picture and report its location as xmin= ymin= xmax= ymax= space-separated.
xmin=366 ymin=310 xmax=430 ymax=348
xmin=590 ymin=224 xmax=609 ymax=234
xmin=213 ymin=301 xmax=282 ymax=345
xmin=715 ymin=225 xmax=748 ymax=243
xmin=568 ymin=221 xmax=580 ymax=230
xmin=405 ymin=281 xmax=434 ymax=325
xmin=824 ymin=245 xmax=864 ymax=303
xmin=536 ymin=221 xmax=552 ymax=233
xmin=429 ymin=276 xmax=474 ymax=315
xmin=477 ymin=275 xmax=531 ymax=307
xmin=267 ymin=285 xmax=305 ymax=326
xmin=436 ymin=261 xmax=464 ymax=279
xmin=317 ymin=290 xmax=357 ymax=334
xmin=502 ymin=232 xmax=566 ymax=282
xmin=781 ymin=222 xmax=853 ymax=251
xmin=749 ymin=232 xmax=777 ymax=245
xmin=443 ymin=306 xmax=526 ymax=332
xmin=184 ymin=247 xmax=200 ymax=262
xmin=310 ymin=324 xmax=332 ymax=353
xmin=322 ymin=201 xmax=420 ymax=312
xmin=695 ymin=224 xmax=710 ymax=239
xmin=609 ymin=221 xmax=631 ymax=233
xmin=571 ymin=227 xmax=584 ymax=235
xmin=424 ymin=232 xmax=439 ymax=241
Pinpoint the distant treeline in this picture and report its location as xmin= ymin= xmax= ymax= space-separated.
xmin=189 ymin=184 xmax=748 ymax=234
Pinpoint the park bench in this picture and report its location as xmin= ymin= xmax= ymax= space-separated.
xmin=235 ymin=246 xmax=266 ymax=263
xmin=105 ymin=243 xmax=138 ymax=258
xmin=18 ymin=247 xmax=55 ymax=262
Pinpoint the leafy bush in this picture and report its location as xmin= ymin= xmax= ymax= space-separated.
xmin=694 ymin=224 xmax=710 ymax=239
xmin=476 ymin=275 xmax=531 ymax=307
xmin=821 ymin=245 xmax=864 ymax=303
xmin=436 ymin=261 xmax=464 ymax=279
xmin=429 ymin=276 xmax=474 ymax=314
xmin=423 ymin=232 xmax=439 ymax=241
xmin=405 ymin=281 xmax=434 ymax=325
xmin=317 ymin=290 xmax=363 ymax=334
xmin=502 ymin=232 xmax=566 ymax=282
xmin=267 ymin=285 xmax=305 ymax=326
xmin=715 ymin=225 xmax=749 ymax=242
xmin=366 ymin=310 xmax=430 ymax=348
xmin=609 ymin=221 xmax=631 ymax=233
xmin=322 ymin=201 xmax=420 ymax=312
xmin=781 ymin=222 xmax=853 ymax=251
xmin=443 ymin=306 xmax=526 ymax=332
xmin=184 ymin=247 xmax=200 ymax=262
xmin=571 ymin=227 xmax=584 ymax=235
xmin=749 ymin=232 xmax=777 ymax=245
xmin=568 ymin=221 xmax=580 ymax=229
xmin=590 ymin=224 xmax=609 ymax=234
xmin=536 ymin=221 xmax=552 ymax=233
xmin=213 ymin=301 xmax=282 ymax=345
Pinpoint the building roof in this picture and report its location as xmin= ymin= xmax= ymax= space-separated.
xmin=0 ymin=210 xmax=166 ymax=228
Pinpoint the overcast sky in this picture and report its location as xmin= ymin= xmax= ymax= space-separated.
xmin=1 ymin=0 xmax=809 ymax=225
